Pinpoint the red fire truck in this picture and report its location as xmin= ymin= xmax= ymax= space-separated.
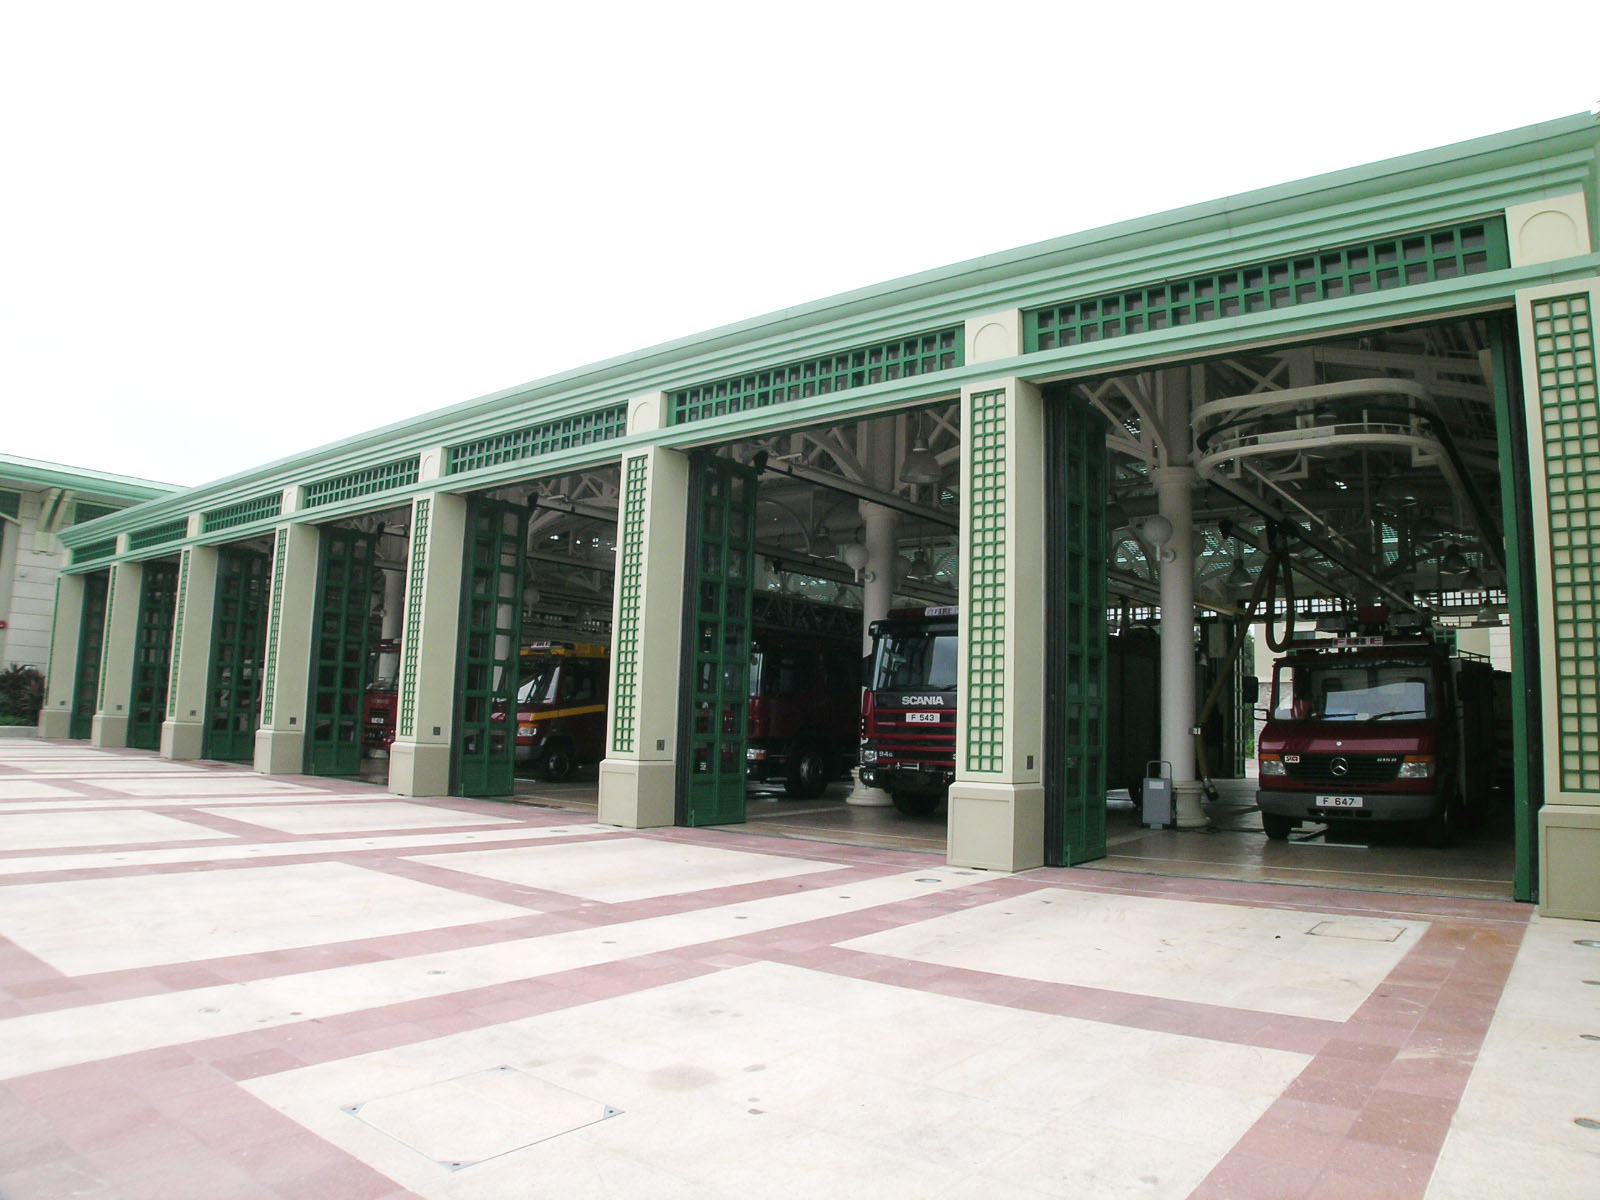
xmin=513 ymin=642 xmax=610 ymax=781
xmin=1255 ymin=611 xmax=1507 ymax=845
xmin=745 ymin=629 xmax=861 ymax=797
xmin=858 ymin=607 xmax=1169 ymax=816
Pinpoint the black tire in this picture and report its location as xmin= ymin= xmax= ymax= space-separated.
xmin=539 ymin=741 xmax=576 ymax=782
xmin=1423 ymin=799 xmax=1455 ymax=848
xmin=891 ymin=791 xmax=939 ymax=817
xmin=1262 ymin=812 xmax=1294 ymax=841
xmin=784 ymin=746 xmax=830 ymax=799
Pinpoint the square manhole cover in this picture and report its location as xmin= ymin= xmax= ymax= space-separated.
xmin=1306 ymin=919 xmax=1407 ymax=942
xmin=344 ymin=1065 xmax=620 ymax=1169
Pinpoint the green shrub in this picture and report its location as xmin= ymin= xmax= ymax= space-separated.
xmin=0 ymin=664 xmax=45 ymax=724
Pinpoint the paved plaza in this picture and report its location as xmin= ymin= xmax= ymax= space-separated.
xmin=0 ymin=740 xmax=1596 ymax=1199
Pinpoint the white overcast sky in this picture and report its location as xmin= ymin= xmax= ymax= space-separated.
xmin=4 ymin=1 xmax=1597 ymax=488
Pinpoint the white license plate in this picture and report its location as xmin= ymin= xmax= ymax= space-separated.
xmin=905 ymin=712 xmax=940 ymax=724
xmin=1315 ymin=794 xmax=1364 ymax=808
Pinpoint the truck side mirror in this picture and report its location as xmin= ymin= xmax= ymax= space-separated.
xmin=1241 ymin=675 xmax=1259 ymax=705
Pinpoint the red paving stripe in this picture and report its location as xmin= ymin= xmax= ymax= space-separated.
xmin=1186 ymin=917 xmax=1525 ymax=1200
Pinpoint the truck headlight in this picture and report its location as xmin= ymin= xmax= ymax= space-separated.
xmin=1398 ymin=756 xmax=1434 ymax=779
xmin=861 ymin=748 xmax=878 ymax=763
xmin=1259 ymin=755 xmax=1286 ymax=777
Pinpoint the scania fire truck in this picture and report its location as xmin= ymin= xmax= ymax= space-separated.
xmin=1255 ymin=610 xmax=1507 ymax=845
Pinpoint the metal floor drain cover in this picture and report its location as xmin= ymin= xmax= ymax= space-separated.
xmin=343 ymin=1065 xmax=619 ymax=1169
xmin=1306 ymin=919 xmax=1407 ymax=942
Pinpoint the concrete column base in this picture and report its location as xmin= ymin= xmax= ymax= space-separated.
xmin=388 ymin=741 xmax=452 ymax=797
xmin=39 ymin=710 xmax=71 ymax=739
xmin=90 ymin=714 xmax=129 ymax=749
xmin=1539 ymin=803 xmax=1600 ymax=920
xmin=254 ymin=727 xmax=305 ymax=775
xmin=160 ymin=720 xmax=205 ymax=761
xmin=844 ymin=768 xmax=893 ymax=807
xmin=1173 ymin=779 xmax=1208 ymax=829
xmin=598 ymin=759 xmax=677 ymax=828
xmin=947 ymin=781 xmax=1044 ymax=872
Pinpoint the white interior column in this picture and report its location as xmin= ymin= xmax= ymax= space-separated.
xmin=1150 ymin=464 xmax=1205 ymax=828
xmin=846 ymin=499 xmax=898 ymax=807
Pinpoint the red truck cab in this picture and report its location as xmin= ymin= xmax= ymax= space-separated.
xmin=514 ymin=642 xmax=609 ymax=781
xmin=1256 ymin=618 xmax=1503 ymax=845
xmin=858 ymin=607 xmax=958 ymax=815
xmin=745 ymin=631 xmax=860 ymax=797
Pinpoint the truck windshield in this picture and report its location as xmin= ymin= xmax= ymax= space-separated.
xmin=517 ymin=659 xmax=560 ymax=705
xmin=872 ymin=630 xmax=957 ymax=691
xmin=1276 ymin=657 xmax=1434 ymax=722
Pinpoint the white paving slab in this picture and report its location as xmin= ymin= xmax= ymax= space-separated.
xmin=89 ymin=776 xmax=323 ymax=797
xmin=408 ymin=837 xmax=838 ymax=903
xmin=244 ymin=961 xmax=1307 ymax=1199
xmin=0 ymin=824 xmax=620 ymax=876
xmin=0 ymin=809 xmax=229 ymax=851
xmin=207 ymin=802 xmax=522 ymax=833
xmin=0 ymin=870 xmax=978 ymax=1078
xmin=840 ymin=887 xmax=1426 ymax=1022
xmin=0 ymin=860 xmax=534 ymax=976
xmin=0 ymin=780 xmax=84 ymax=800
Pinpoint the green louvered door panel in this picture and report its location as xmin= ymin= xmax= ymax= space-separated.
xmin=1044 ymin=396 xmax=1109 ymax=866
xmin=69 ymin=572 xmax=110 ymax=739
xmin=679 ymin=455 xmax=757 ymax=826
xmin=453 ymin=499 xmax=527 ymax=797
xmin=203 ymin=547 xmax=271 ymax=761
xmin=126 ymin=561 xmax=180 ymax=749
xmin=305 ymin=527 xmax=379 ymax=775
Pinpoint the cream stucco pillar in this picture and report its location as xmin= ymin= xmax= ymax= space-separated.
xmin=39 ymin=573 xmax=85 ymax=739
xmin=90 ymin=560 xmax=143 ymax=748
xmin=253 ymin=523 xmax=322 ymax=775
xmin=160 ymin=542 xmax=220 ymax=760
xmin=947 ymin=378 xmax=1048 ymax=872
xmin=598 ymin=443 xmax=691 ymax=828
xmin=388 ymin=492 xmax=468 ymax=796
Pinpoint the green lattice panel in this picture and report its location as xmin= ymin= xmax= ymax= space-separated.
xmin=96 ymin=566 xmax=118 ymax=711
xmin=610 ymin=455 xmax=649 ymax=754
xmin=397 ymin=498 xmax=430 ymax=739
xmin=1532 ymin=293 xmax=1600 ymax=793
xmin=446 ymin=407 xmax=627 ymax=475
xmin=303 ymin=456 xmax=421 ymax=510
xmin=680 ymin=455 xmax=756 ymax=826
xmin=965 ymin=389 xmax=1007 ymax=773
xmin=127 ymin=560 xmax=179 ymax=750
xmin=73 ymin=537 xmax=119 ymax=566
xmin=204 ymin=493 xmax=283 ymax=533
xmin=0 ymin=491 xmax=18 ymax=520
xmin=165 ymin=550 xmax=191 ymax=719
xmin=260 ymin=528 xmax=290 ymax=724
xmin=126 ymin=519 xmax=190 ymax=554
xmin=306 ymin=527 xmax=379 ymax=776
xmin=670 ymin=328 xmax=963 ymax=425
xmin=453 ymin=500 xmax=526 ymax=797
xmin=1025 ymin=220 xmax=1510 ymax=351
xmin=70 ymin=572 xmax=109 ymax=739
xmin=73 ymin=502 xmax=118 ymax=524
xmin=203 ymin=546 xmax=271 ymax=761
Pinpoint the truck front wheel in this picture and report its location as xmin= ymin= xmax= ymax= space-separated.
xmin=1262 ymin=813 xmax=1294 ymax=841
xmin=891 ymin=791 xmax=939 ymax=817
xmin=538 ymin=741 xmax=576 ymax=783
xmin=784 ymin=746 xmax=830 ymax=799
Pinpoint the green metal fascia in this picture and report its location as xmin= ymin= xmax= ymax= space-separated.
xmin=53 ymin=115 xmax=1600 ymax=546
xmin=0 ymin=455 xmax=178 ymax=502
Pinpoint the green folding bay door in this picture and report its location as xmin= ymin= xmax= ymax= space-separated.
xmin=306 ymin=527 xmax=379 ymax=776
xmin=453 ymin=498 xmax=527 ymax=797
xmin=203 ymin=546 xmax=272 ymax=762
xmin=1044 ymin=396 xmax=1110 ymax=866
xmin=69 ymin=571 xmax=110 ymax=740
xmin=127 ymin=560 xmax=181 ymax=750
xmin=679 ymin=455 xmax=757 ymax=826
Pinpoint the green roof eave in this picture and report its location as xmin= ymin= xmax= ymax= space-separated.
xmin=59 ymin=111 xmax=1600 ymax=543
xmin=0 ymin=453 xmax=180 ymax=502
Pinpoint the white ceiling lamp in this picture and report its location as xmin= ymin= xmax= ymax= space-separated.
xmin=900 ymin=413 xmax=942 ymax=485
